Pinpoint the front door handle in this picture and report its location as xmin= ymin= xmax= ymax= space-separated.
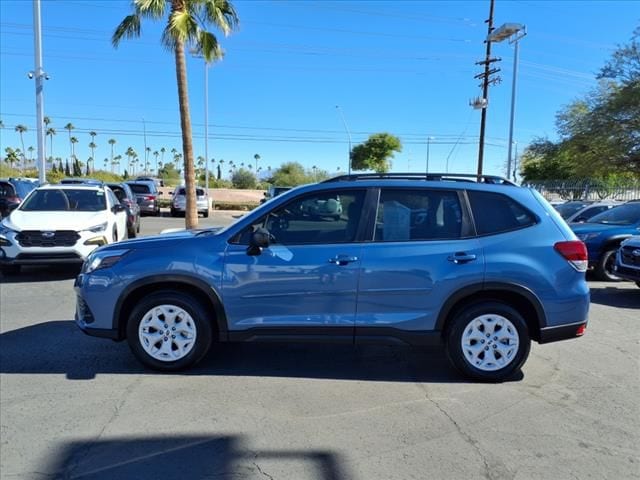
xmin=447 ymin=252 xmax=477 ymax=264
xmin=329 ymin=255 xmax=359 ymax=266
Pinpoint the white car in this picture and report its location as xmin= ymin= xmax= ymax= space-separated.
xmin=170 ymin=186 xmax=209 ymax=218
xmin=0 ymin=184 xmax=127 ymax=273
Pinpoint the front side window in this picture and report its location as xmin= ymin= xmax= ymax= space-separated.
xmin=468 ymin=190 xmax=537 ymax=235
xmin=374 ymin=189 xmax=462 ymax=241
xmin=20 ymin=189 xmax=107 ymax=212
xmin=588 ymin=203 xmax=640 ymax=225
xmin=237 ymin=190 xmax=366 ymax=245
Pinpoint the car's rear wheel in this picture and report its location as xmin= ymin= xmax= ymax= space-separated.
xmin=595 ymin=249 xmax=622 ymax=281
xmin=128 ymin=225 xmax=137 ymax=238
xmin=446 ymin=302 xmax=531 ymax=382
xmin=203 ymin=210 xmax=209 ymax=218
xmin=126 ymin=291 xmax=213 ymax=371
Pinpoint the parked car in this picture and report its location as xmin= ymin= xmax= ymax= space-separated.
xmin=60 ymin=178 xmax=103 ymax=186
xmin=565 ymin=200 xmax=622 ymax=223
xmin=75 ymin=173 xmax=590 ymax=382
xmin=554 ymin=200 xmax=594 ymax=219
xmin=614 ymin=236 xmax=640 ymax=287
xmin=260 ymin=186 xmax=292 ymax=204
xmin=106 ymin=182 xmax=141 ymax=238
xmin=125 ymin=180 xmax=160 ymax=216
xmin=0 ymin=184 xmax=127 ymax=273
xmin=135 ymin=176 xmax=164 ymax=188
xmin=0 ymin=178 xmax=39 ymax=217
xmin=170 ymin=186 xmax=209 ymax=218
xmin=571 ymin=201 xmax=640 ymax=281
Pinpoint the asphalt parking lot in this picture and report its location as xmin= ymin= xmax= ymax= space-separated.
xmin=1 ymin=212 xmax=639 ymax=480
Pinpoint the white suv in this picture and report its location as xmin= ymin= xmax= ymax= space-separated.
xmin=0 ymin=184 xmax=127 ymax=273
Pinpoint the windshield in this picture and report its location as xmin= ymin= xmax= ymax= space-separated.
xmin=555 ymin=202 xmax=590 ymax=218
xmin=20 ymin=189 xmax=107 ymax=212
xmin=588 ymin=203 xmax=640 ymax=225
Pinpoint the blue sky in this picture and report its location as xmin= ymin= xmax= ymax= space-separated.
xmin=0 ymin=0 xmax=638 ymax=178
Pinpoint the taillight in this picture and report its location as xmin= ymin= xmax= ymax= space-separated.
xmin=7 ymin=196 xmax=20 ymax=203
xmin=554 ymin=241 xmax=588 ymax=272
xmin=576 ymin=324 xmax=587 ymax=336
xmin=145 ymin=195 xmax=156 ymax=201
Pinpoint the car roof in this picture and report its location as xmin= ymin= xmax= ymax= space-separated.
xmin=39 ymin=183 xmax=105 ymax=191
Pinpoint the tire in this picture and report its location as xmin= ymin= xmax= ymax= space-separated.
xmin=112 ymin=227 xmax=118 ymax=243
xmin=170 ymin=209 xmax=178 ymax=217
xmin=445 ymin=302 xmax=531 ymax=382
xmin=128 ymin=226 xmax=137 ymax=238
xmin=203 ymin=210 xmax=209 ymax=218
xmin=136 ymin=219 xmax=141 ymax=233
xmin=126 ymin=291 xmax=213 ymax=371
xmin=594 ymin=249 xmax=622 ymax=282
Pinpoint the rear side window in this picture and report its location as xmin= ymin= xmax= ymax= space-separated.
xmin=0 ymin=182 xmax=16 ymax=198
xmin=468 ymin=190 xmax=537 ymax=235
xmin=374 ymin=189 xmax=462 ymax=241
xmin=129 ymin=184 xmax=151 ymax=194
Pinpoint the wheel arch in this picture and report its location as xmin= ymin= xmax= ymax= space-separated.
xmin=113 ymin=274 xmax=228 ymax=341
xmin=436 ymin=282 xmax=546 ymax=342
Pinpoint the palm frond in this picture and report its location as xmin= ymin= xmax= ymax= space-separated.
xmin=135 ymin=0 xmax=167 ymax=19
xmin=202 ymin=0 xmax=239 ymax=36
xmin=112 ymin=14 xmax=142 ymax=47
xmin=168 ymin=9 xmax=199 ymax=44
xmin=197 ymin=30 xmax=224 ymax=63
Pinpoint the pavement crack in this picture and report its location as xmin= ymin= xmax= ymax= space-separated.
xmin=423 ymin=392 xmax=493 ymax=480
xmin=253 ymin=462 xmax=275 ymax=480
xmin=62 ymin=377 xmax=142 ymax=479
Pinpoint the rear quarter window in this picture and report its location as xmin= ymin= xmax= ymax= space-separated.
xmin=468 ymin=190 xmax=537 ymax=235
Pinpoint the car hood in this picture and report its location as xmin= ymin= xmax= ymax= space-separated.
xmin=111 ymin=226 xmax=225 ymax=249
xmin=571 ymin=222 xmax=638 ymax=236
xmin=3 ymin=210 xmax=108 ymax=231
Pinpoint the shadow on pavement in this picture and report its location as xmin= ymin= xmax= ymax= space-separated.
xmin=589 ymin=285 xmax=640 ymax=308
xmin=0 ymin=320 xmax=515 ymax=383
xmin=42 ymin=435 xmax=349 ymax=480
xmin=0 ymin=264 xmax=80 ymax=283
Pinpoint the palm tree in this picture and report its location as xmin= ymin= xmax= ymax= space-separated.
xmin=108 ymin=138 xmax=116 ymax=172
xmin=27 ymin=146 xmax=35 ymax=164
xmin=125 ymin=147 xmax=135 ymax=174
xmin=145 ymin=146 xmax=151 ymax=171
xmin=46 ymin=127 xmax=56 ymax=161
xmin=254 ymin=153 xmax=260 ymax=172
xmin=14 ymin=124 xmax=27 ymax=167
xmin=160 ymin=147 xmax=166 ymax=167
xmin=153 ymin=150 xmax=160 ymax=174
xmin=88 ymin=141 xmax=97 ymax=171
xmin=114 ymin=154 xmax=123 ymax=173
xmin=113 ymin=0 xmax=239 ymax=229
xmin=70 ymin=137 xmax=78 ymax=159
xmin=43 ymin=116 xmax=51 ymax=157
xmin=103 ymin=157 xmax=108 ymax=170
xmin=218 ymin=158 xmax=224 ymax=180
xmin=64 ymin=123 xmax=75 ymax=161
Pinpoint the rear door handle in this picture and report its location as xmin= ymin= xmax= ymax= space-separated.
xmin=329 ymin=255 xmax=359 ymax=266
xmin=447 ymin=253 xmax=477 ymax=264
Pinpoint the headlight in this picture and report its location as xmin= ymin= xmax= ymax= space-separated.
xmin=577 ymin=233 xmax=600 ymax=241
xmin=84 ymin=249 xmax=129 ymax=273
xmin=83 ymin=222 xmax=108 ymax=233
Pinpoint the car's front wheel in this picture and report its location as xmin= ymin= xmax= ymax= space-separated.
xmin=595 ymin=249 xmax=622 ymax=281
xmin=446 ymin=302 xmax=531 ymax=382
xmin=126 ymin=291 xmax=213 ymax=371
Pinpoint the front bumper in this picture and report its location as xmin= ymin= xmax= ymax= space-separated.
xmin=0 ymin=232 xmax=106 ymax=266
xmin=614 ymin=264 xmax=640 ymax=282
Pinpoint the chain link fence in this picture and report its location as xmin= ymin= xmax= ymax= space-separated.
xmin=523 ymin=179 xmax=640 ymax=202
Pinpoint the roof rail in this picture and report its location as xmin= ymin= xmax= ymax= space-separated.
xmin=322 ymin=172 xmax=517 ymax=186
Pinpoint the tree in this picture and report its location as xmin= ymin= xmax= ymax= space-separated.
xmin=254 ymin=153 xmax=260 ymax=172
xmin=268 ymin=162 xmax=316 ymax=186
xmin=64 ymin=159 xmax=71 ymax=176
xmin=108 ymin=138 xmax=116 ymax=172
xmin=113 ymin=0 xmax=239 ymax=229
xmin=70 ymin=137 xmax=78 ymax=160
xmin=14 ymin=125 xmax=27 ymax=166
xmin=4 ymin=147 xmax=19 ymax=168
xmin=43 ymin=116 xmax=51 ymax=159
xmin=46 ymin=127 xmax=56 ymax=161
xmin=64 ymin=123 xmax=75 ymax=161
xmin=153 ymin=150 xmax=160 ymax=174
xmin=350 ymin=133 xmax=402 ymax=173
xmin=231 ymin=168 xmax=257 ymax=189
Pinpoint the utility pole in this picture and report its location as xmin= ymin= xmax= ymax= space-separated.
xmin=475 ymin=0 xmax=499 ymax=178
xmin=32 ymin=0 xmax=46 ymax=184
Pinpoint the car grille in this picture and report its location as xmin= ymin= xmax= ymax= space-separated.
xmin=16 ymin=230 xmax=80 ymax=247
xmin=621 ymin=246 xmax=640 ymax=267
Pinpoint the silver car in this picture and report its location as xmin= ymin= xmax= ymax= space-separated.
xmin=170 ymin=186 xmax=209 ymax=218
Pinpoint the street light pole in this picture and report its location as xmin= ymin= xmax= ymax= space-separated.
xmin=425 ymin=136 xmax=434 ymax=174
xmin=335 ymin=105 xmax=352 ymax=175
xmin=204 ymin=61 xmax=209 ymax=193
xmin=32 ymin=0 xmax=46 ymax=184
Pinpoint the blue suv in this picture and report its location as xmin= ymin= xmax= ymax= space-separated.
xmin=75 ymin=174 xmax=590 ymax=382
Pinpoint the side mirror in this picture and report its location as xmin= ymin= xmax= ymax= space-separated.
xmin=112 ymin=203 xmax=125 ymax=213
xmin=246 ymin=227 xmax=271 ymax=256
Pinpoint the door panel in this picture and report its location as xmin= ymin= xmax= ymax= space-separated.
xmin=223 ymin=243 xmax=361 ymax=329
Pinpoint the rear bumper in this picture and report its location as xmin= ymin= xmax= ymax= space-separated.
xmin=539 ymin=321 xmax=587 ymax=344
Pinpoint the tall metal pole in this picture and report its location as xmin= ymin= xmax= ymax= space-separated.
xmin=476 ymin=0 xmax=495 ymax=178
xmin=336 ymin=105 xmax=352 ymax=175
xmin=506 ymin=38 xmax=520 ymax=181
xmin=33 ymin=0 xmax=46 ymax=184
xmin=204 ymin=62 xmax=209 ymax=192
xmin=426 ymin=136 xmax=433 ymax=174
xmin=142 ymin=117 xmax=147 ymax=174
